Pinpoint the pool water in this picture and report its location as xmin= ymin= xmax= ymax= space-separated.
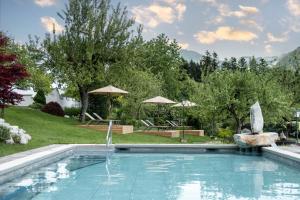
xmin=1 ymin=153 xmax=300 ymax=200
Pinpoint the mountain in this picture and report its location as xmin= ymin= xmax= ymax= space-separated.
xmin=277 ymin=47 xmax=300 ymax=69
xmin=242 ymin=56 xmax=279 ymax=67
xmin=180 ymin=49 xmax=202 ymax=62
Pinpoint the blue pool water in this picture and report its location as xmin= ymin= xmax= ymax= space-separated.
xmin=1 ymin=153 xmax=300 ymax=200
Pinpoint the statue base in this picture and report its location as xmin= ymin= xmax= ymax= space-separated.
xmin=234 ymin=132 xmax=278 ymax=148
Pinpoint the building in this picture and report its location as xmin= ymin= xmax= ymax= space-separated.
xmin=14 ymin=88 xmax=81 ymax=108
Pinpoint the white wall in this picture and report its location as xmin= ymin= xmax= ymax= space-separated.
xmin=17 ymin=95 xmax=34 ymax=106
xmin=15 ymin=88 xmax=81 ymax=108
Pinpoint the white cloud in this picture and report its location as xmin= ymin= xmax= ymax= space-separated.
xmin=219 ymin=4 xmax=259 ymax=18
xmin=176 ymin=3 xmax=186 ymax=20
xmin=194 ymin=26 xmax=257 ymax=44
xmin=240 ymin=19 xmax=263 ymax=31
xmin=177 ymin=31 xmax=184 ymax=35
xmin=40 ymin=16 xmax=64 ymax=33
xmin=34 ymin=0 xmax=56 ymax=7
xmin=265 ymin=44 xmax=272 ymax=53
xmin=178 ymin=42 xmax=189 ymax=49
xmin=131 ymin=1 xmax=186 ymax=28
xmin=266 ymin=32 xmax=288 ymax=43
xmin=287 ymin=0 xmax=300 ymax=16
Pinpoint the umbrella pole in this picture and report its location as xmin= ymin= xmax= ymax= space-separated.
xmin=182 ymin=106 xmax=185 ymax=142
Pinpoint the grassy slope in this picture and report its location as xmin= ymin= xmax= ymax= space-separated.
xmin=0 ymin=107 xmax=211 ymax=157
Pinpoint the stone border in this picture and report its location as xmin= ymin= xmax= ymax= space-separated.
xmin=1 ymin=144 xmax=299 ymax=185
xmin=262 ymin=147 xmax=300 ymax=167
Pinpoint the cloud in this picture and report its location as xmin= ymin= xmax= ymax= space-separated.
xmin=40 ymin=16 xmax=64 ymax=33
xmin=194 ymin=26 xmax=257 ymax=44
xmin=240 ymin=19 xmax=263 ymax=31
xmin=265 ymin=44 xmax=272 ymax=53
xmin=219 ymin=4 xmax=259 ymax=18
xmin=178 ymin=42 xmax=189 ymax=49
xmin=266 ymin=32 xmax=288 ymax=43
xmin=131 ymin=1 xmax=186 ymax=28
xmin=175 ymin=3 xmax=186 ymax=20
xmin=34 ymin=0 xmax=56 ymax=7
xmin=287 ymin=0 xmax=300 ymax=16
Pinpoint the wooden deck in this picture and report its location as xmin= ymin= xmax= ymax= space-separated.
xmin=79 ymin=125 xmax=133 ymax=134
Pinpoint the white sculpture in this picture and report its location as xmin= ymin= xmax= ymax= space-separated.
xmin=250 ymin=102 xmax=264 ymax=134
xmin=234 ymin=102 xmax=279 ymax=147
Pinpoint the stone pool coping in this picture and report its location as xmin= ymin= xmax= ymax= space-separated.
xmin=262 ymin=146 xmax=300 ymax=164
xmin=0 ymin=144 xmax=300 ymax=184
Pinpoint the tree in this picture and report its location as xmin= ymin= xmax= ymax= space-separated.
xmin=238 ymin=57 xmax=247 ymax=71
xmin=44 ymin=0 xmax=135 ymax=121
xmin=33 ymin=90 xmax=46 ymax=105
xmin=0 ymin=33 xmax=29 ymax=117
xmin=195 ymin=70 xmax=292 ymax=134
xmin=9 ymin=37 xmax=52 ymax=93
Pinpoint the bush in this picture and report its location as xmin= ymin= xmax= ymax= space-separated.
xmin=33 ymin=90 xmax=46 ymax=105
xmin=42 ymin=102 xmax=65 ymax=117
xmin=0 ymin=126 xmax=10 ymax=142
xmin=12 ymin=135 xmax=21 ymax=143
xmin=29 ymin=102 xmax=44 ymax=110
xmin=217 ymin=128 xmax=234 ymax=142
xmin=64 ymin=107 xmax=81 ymax=117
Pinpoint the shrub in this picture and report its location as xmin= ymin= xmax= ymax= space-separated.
xmin=33 ymin=90 xmax=46 ymax=105
xmin=0 ymin=126 xmax=10 ymax=142
xmin=42 ymin=102 xmax=65 ymax=117
xmin=29 ymin=102 xmax=43 ymax=110
xmin=64 ymin=107 xmax=81 ymax=117
xmin=217 ymin=128 xmax=234 ymax=142
xmin=12 ymin=135 xmax=21 ymax=143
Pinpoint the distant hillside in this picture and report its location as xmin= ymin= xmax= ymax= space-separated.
xmin=243 ymin=56 xmax=279 ymax=67
xmin=180 ymin=49 xmax=202 ymax=62
xmin=277 ymin=47 xmax=300 ymax=69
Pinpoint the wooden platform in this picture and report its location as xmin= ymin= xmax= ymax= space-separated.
xmin=143 ymin=130 xmax=180 ymax=138
xmin=79 ymin=125 xmax=133 ymax=134
xmin=180 ymin=130 xmax=204 ymax=136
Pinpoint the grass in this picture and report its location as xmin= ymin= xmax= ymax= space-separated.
xmin=0 ymin=107 xmax=213 ymax=157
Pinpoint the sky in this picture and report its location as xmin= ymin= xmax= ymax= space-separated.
xmin=1 ymin=0 xmax=300 ymax=58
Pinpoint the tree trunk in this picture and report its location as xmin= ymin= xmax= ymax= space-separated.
xmin=79 ymin=86 xmax=89 ymax=122
xmin=235 ymin=119 xmax=242 ymax=134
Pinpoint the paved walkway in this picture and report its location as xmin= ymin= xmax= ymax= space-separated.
xmin=279 ymin=144 xmax=300 ymax=154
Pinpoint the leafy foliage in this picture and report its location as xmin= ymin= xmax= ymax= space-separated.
xmin=0 ymin=126 xmax=10 ymax=142
xmin=42 ymin=102 xmax=65 ymax=117
xmin=64 ymin=107 xmax=81 ymax=117
xmin=0 ymin=33 xmax=29 ymax=117
xmin=44 ymin=0 xmax=135 ymax=122
xmin=33 ymin=90 xmax=46 ymax=105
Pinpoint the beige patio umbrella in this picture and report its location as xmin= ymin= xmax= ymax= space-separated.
xmin=143 ymin=96 xmax=176 ymax=125
xmin=143 ymin=96 xmax=176 ymax=104
xmin=172 ymin=100 xmax=197 ymax=141
xmin=88 ymin=85 xmax=128 ymax=118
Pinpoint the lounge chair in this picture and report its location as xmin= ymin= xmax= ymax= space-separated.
xmin=93 ymin=113 xmax=121 ymax=124
xmin=85 ymin=112 xmax=102 ymax=125
xmin=166 ymin=120 xmax=192 ymax=129
xmin=93 ymin=113 xmax=105 ymax=120
xmin=141 ymin=120 xmax=169 ymax=131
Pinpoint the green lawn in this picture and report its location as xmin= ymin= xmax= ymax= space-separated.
xmin=0 ymin=107 xmax=213 ymax=157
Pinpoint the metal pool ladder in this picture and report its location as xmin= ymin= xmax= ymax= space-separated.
xmin=106 ymin=120 xmax=113 ymax=149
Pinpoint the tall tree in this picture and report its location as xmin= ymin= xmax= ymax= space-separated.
xmin=238 ymin=57 xmax=247 ymax=71
xmin=195 ymin=70 xmax=292 ymax=134
xmin=44 ymin=0 xmax=135 ymax=121
xmin=0 ymin=33 xmax=29 ymax=117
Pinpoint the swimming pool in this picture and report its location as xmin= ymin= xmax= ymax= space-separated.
xmin=1 ymin=152 xmax=300 ymax=200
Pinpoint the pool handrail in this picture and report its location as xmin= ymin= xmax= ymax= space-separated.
xmin=106 ymin=120 xmax=113 ymax=148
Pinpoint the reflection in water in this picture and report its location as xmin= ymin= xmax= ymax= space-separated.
xmin=0 ymin=154 xmax=300 ymax=200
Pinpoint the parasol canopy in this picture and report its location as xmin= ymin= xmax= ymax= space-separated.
xmin=172 ymin=100 xmax=197 ymax=107
xmin=88 ymin=85 xmax=128 ymax=95
xmin=143 ymin=96 xmax=176 ymax=104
